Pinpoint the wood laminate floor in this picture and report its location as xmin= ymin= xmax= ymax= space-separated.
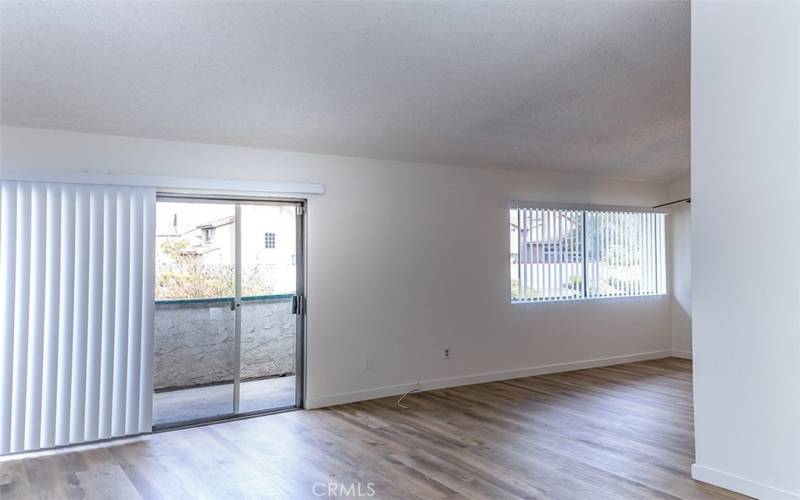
xmin=0 ymin=358 xmax=747 ymax=499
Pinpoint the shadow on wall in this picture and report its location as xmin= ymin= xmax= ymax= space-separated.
xmin=669 ymin=193 xmax=691 ymax=354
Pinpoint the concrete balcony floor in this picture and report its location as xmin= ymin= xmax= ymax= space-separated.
xmin=153 ymin=375 xmax=296 ymax=427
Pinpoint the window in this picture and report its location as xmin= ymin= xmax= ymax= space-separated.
xmin=202 ymin=227 xmax=214 ymax=242
xmin=264 ymin=232 xmax=276 ymax=248
xmin=510 ymin=204 xmax=666 ymax=302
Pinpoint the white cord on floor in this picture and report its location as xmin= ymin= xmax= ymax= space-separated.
xmin=396 ymin=386 xmax=420 ymax=409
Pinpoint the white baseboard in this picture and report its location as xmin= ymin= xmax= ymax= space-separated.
xmin=305 ymin=349 xmax=675 ymax=409
xmin=692 ymin=464 xmax=800 ymax=500
xmin=671 ymin=349 xmax=693 ymax=359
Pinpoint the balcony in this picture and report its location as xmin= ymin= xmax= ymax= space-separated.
xmin=153 ymin=294 xmax=296 ymax=426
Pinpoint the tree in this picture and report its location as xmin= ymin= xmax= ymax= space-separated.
xmin=156 ymin=239 xmax=275 ymax=300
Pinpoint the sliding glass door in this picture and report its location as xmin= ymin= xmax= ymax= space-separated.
xmin=152 ymin=196 xmax=303 ymax=428
xmin=237 ymin=203 xmax=300 ymax=413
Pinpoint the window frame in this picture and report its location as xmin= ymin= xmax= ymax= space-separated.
xmin=509 ymin=201 xmax=668 ymax=304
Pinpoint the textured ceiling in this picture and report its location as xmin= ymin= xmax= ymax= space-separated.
xmin=0 ymin=1 xmax=689 ymax=182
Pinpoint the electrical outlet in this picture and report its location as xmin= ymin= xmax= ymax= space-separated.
xmin=363 ymin=356 xmax=374 ymax=371
xmin=443 ymin=348 xmax=450 ymax=359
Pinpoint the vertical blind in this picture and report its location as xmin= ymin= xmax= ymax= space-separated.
xmin=511 ymin=206 xmax=666 ymax=302
xmin=0 ymin=181 xmax=156 ymax=454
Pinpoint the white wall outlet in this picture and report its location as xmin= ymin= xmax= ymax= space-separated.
xmin=363 ymin=356 xmax=374 ymax=371
xmin=443 ymin=348 xmax=451 ymax=359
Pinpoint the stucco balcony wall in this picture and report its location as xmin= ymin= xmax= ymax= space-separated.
xmin=154 ymin=296 xmax=296 ymax=390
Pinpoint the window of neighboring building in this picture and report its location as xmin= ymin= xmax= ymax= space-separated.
xmin=202 ymin=227 xmax=214 ymax=242
xmin=264 ymin=232 xmax=276 ymax=248
xmin=510 ymin=205 xmax=667 ymax=302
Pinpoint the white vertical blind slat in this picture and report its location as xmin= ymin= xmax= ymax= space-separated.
xmin=542 ymin=210 xmax=548 ymax=299
xmin=84 ymin=189 xmax=104 ymax=441
xmin=649 ymin=213 xmax=655 ymax=293
xmin=528 ymin=209 xmax=534 ymax=301
xmin=568 ymin=211 xmax=574 ymax=299
xmin=531 ymin=208 xmax=536 ymax=301
xmin=139 ymin=190 xmax=156 ymax=431
xmin=99 ymin=191 xmax=117 ymax=440
xmin=69 ymin=188 xmax=90 ymax=443
xmin=566 ymin=211 xmax=572 ymax=299
xmin=570 ymin=211 xmax=576 ymax=299
xmin=635 ymin=215 xmax=641 ymax=295
xmin=575 ymin=211 xmax=580 ymax=300
xmin=654 ymin=213 xmax=660 ymax=292
xmin=0 ymin=183 xmax=18 ymax=454
xmin=623 ymin=214 xmax=628 ymax=296
xmin=55 ymin=186 xmax=75 ymax=446
xmin=642 ymin=214 xmax=651 ymax=290
xmin=629 ymin=214 xmax=635 ymax=295
xmin=588 ymin=212 xmax=594 ymax=297
xmin=649 ymin=213 xmax=656 ymax=293
xmin=591 ymin=211 xmax=598 ymax=298
xmin=0 ymin=181 xmax=155 ymax=454
xmin=24 ymin=184 xmax=46 ymax=450
xmin=529 ymin=209 xmax=535 ymax=300
xmin=111 ymin=190 xmax=131 ymax=437
xmin=41 ymin=185 xmax=61 ymax=448
xmin=556 ymin=212 xmax=562 ymax=299
xmin=578 ymin=211 xmax=584 ymax=299
xmin=656 ymin=214 xmax=667 ymax=293
xmin=640 ymin=213 xmax=646 ymax=293
xmin=615 ymin=214 xmax=621 ymax=296
xmin=575 ymin=211 xmax=581 ymax=300
xmin=578 ymin=211 xmax=583 ymax=299
xmin=630 ymin=214 xmax=636 ymax=296
xmin=538 ymin=210 xmax=544 ymax=300
xmin=634 ymin=214 xmax=640 ymax=295
xmin=521 ymin=208 xmax=529 ymax=301
xmin=601 ymin=212 xmax=606 ymax=296
xmin=125 ymin=192 xmax=143 ymax=434
xmin=11 ymin=184 xmax=32 ymax=453
xmin=652 ymin=213 xmax=658 ymax=292
xmin=520 ymin=209 xmax=525 ymax=300
xmin=621 ymin=214 xmax=627 ymax=297
xmin=615 ymin=214 xmax=622 ymax=296
xmin=602 ymin=212 xmax=608 ymax=297
xmin=547 ymin=211 xmax=554 ymax=298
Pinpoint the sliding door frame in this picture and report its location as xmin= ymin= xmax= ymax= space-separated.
xmin=153 ymin=193 xmax=306 ymax=430
xmin=294 ymin=203 xmax=306 ymax=410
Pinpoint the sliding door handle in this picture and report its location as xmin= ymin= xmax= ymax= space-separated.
xmin=292 ymin=295 xmax=305 ymax=315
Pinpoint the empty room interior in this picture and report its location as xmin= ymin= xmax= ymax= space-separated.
xmin=0 ymin=1 xmax=798 ymax=499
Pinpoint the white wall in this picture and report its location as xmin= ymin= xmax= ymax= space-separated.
xmin=668 ymin=176 xmax=691 ymax=356
xmin=0 ymin=125 xmax=673 ymax=409
xmin=692 ymin=2 xmax=800 ymax=498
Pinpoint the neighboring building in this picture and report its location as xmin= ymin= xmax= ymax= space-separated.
xmin=509 ymin=210 xmax=581 ymax=265
xmin=156 ymin=205 xmax=297 ymax=295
